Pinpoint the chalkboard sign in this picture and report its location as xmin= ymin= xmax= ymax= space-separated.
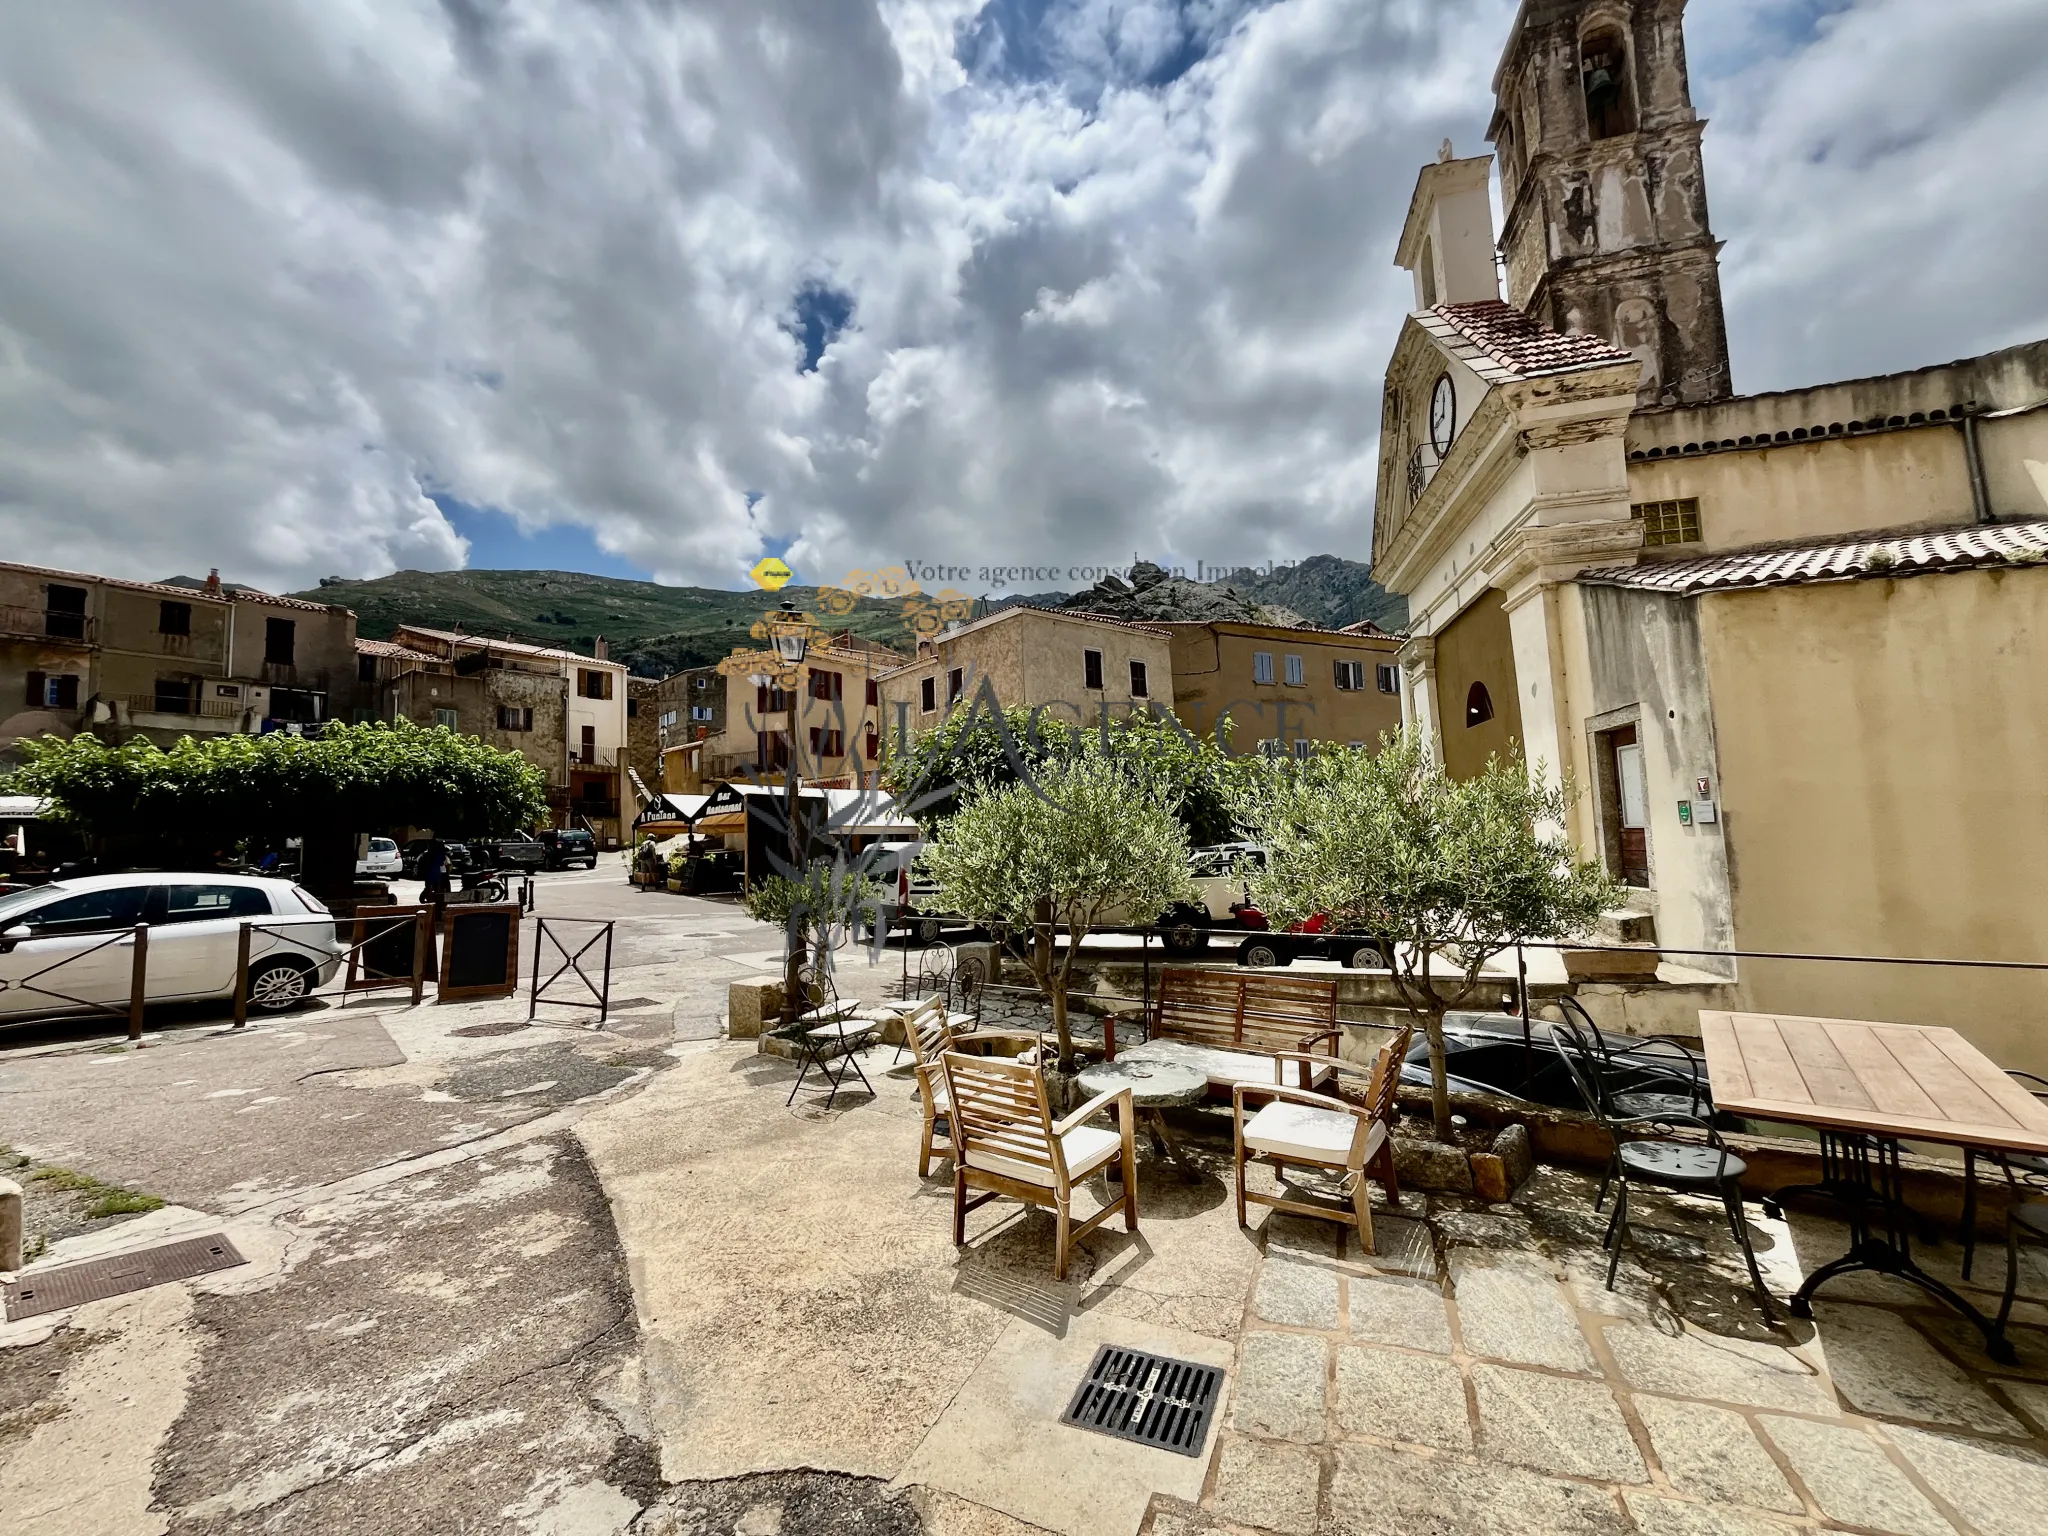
xmin=438 ymin=903 xmax=522 ymax=1001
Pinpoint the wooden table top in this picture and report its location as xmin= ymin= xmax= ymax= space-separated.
xmin=1699 ymin=1011 xmax=2048 ymax=1155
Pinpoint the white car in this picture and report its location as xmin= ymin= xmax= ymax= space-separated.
xmin=356 ymin=837 xmax=402 ymax=879
xmin=0 ymin=873 xmax=346 ymax=1022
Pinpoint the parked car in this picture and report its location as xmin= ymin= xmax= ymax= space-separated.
xmin=1234 ymin=922 xmax=1389 ymax=970
xmin=0 ymin=873 xmax=345 ymax=1021
xmin=537 ymin=828 xmax=599 ymax=870
xmin=401 ymin=839 xmax=475 ymax=879
xmin=472 ymin=833 xmax=547 ymax=873
xmin=356 ymin=837 xmax=402 ymax=879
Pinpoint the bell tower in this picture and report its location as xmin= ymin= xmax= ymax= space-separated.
xmin=1487 ymin=0 xmax=1731 ymax=405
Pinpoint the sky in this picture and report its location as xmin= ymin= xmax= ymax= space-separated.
xmin=1 ymin=0 xmax=2043 ymax=596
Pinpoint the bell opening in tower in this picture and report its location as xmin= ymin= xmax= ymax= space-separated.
xmin=1580 ymin=27 xmax=1635 ymax=140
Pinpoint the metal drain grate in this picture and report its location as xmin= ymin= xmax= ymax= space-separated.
xmin=4 ymin=1234 xmax=247 ymax=1321
xmin=1060 ymin=1344 xmax=1222 ymax=1456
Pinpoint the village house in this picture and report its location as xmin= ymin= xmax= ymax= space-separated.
xmin=378 ymin=625 xmax=631 ymax=847
xmin=700 ymin=635 xmax=903 ymax=785
xmin=1155 ymin=619 xmax=1405 ymax=757
xmin=874 ymin=605 xmax=1173 ymax=752
xmin=1 ymin=561 xmax=360 ymax=756
xmin=1374 ymin=0 xmax=2048 ymax=1066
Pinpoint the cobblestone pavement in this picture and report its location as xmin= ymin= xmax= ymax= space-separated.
xmin=1160 ymin=1164 xmax=2048 ymax=1536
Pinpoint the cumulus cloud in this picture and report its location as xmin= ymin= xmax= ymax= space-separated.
xmin=0 ymin=0 xmax=2042 ymax=595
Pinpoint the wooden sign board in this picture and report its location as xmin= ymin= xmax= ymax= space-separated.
xmin=345 ymin=904 xmax=431 ymax=994
xmin=438 ymin=903 xmax=523 ymax=1002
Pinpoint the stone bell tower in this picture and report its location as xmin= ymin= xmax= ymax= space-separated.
xmin=1486 ymin=0 xmax=1731 ymax=405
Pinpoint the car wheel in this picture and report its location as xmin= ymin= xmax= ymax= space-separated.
xmin=916 ymin=917 xmax=944 ymax=945
xmin=1342 ymin=942 xmax=1387 ymax=970
xmin=1238 ymin=938 xmax=1284 ymax=969
xmin=247 ymin=958 xmax=316 ymax=1013
xmin=474 ymin=879 xmax=507 ymax=903
xmin=1161 ymin=913 xmax=1206 ymax=957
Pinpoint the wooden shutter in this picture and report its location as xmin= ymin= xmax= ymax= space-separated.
xmin=26 ymin=670 xmax=45 ymax=707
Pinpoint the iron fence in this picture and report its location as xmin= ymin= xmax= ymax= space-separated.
xmin=528 ymin=917 xmax=615 ymax=1025
xmin=0 ymin=924 xmax=147 ymax=1039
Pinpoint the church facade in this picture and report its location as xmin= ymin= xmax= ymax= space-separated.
xmin=1374 ymin=0 xmax=2048 ymax=1066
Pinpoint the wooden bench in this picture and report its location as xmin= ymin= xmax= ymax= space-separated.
xmin=1110 ymin=967 xmax=1341 ymax=1092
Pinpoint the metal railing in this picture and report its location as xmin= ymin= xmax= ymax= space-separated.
xmin=0 ymin=605 xmax=95 ymax=645
xmin=231 ymin=909 xmax=432 ymax=1026
xmin=120 ymin=694 xmax=246 ymax=719
xmin=529 ymin=917 xmax=614 ymax=1025
xmin=0 ymin=924 xmax=147 ymax=1039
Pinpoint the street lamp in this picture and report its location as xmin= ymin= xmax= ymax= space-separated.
xmin=770 ymin=599 xmax=810 ymax=667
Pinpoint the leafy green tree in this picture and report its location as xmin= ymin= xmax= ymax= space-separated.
xmin=15 ymin=722 xmax=548 ymax=888
xmin=880 ymin=686 xmax=1249 ymax=845
xmin=1232 ymin=732 xmax=1619 ymax=1140
xmin=743 ymin=859 xmax=884 ymax=1018
xmin=916 ymin=753 xmax=1196 ymax=1070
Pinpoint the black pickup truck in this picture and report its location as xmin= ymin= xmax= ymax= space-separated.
xmin=469 ymin=833 xmax=548 ymax=873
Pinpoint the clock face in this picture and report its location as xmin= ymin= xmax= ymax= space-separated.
xmin=1428 ymin=373 xmax=1456 ymax=458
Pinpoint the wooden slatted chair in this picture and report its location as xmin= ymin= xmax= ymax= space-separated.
xmin=903 ymin=999 xmax=1041 ymax=1178
xmin=1232 ymin=1027 xmax=1412 ymax=1253
xmin=1133 ymin=968 xmax=1341 ymax=1092
xmin=941 ymin=1051 xmax=1137 ymax=1279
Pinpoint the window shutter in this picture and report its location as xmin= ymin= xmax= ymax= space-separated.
xmin=26 ymin=670 xmax=45 ymax=707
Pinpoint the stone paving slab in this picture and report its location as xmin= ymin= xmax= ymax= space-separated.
xmin=1333 ymin=1344 xmax=1470 ymax=1450
xmin=1346 ymin=1273 xmax=1452 ymax=1353
xmin=1756 ymin=1413 xmax=1957 ymax=1536
xmin=1810 ymin=1301 xmax=2026 ymax=1434
xmin=1631 ymin=1395 xmax=1800 ymax=1513
xmin=1470 ymin=1362 xmax=1647 ymax=1482
xmin=1323 ymin=1442 xmax=1631 ymax=1535
xmin=1448 ymin=1249 xmax=1597 ymax=1373
xmin=1251 ymin=1261 xmax=1341 ymax=1331
xmin=1603 ymin=1322 xmax=1834 ymax=1415
xmin=1231 ymin=1332 xmax=1328 ymax=1444
xmin=1619 ymin=1491 xmax=1809 ymax=1536
xmin=1206 ymin=1436 xmax=1320 ymax=1536
xmin=1890 ymin=1424 xmax=2048 ymax=1536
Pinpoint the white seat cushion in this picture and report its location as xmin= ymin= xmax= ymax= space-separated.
xmin=1243 ymin=1101 xmax=1362 ymax=1163
xmin=966 ymin=1124 xmax=1122 ymax=1186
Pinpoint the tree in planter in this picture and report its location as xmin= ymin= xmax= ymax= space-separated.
xmin=743 ymin=859 xmax=884 ymax=1019
xmin=1232 ymin=732 xmax=1618 ymax=1142
xmin=916 ymin=754 xmax=1196 ymax=1072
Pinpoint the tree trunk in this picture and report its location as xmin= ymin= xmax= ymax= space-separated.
xmin=299 ymin=828 xmax=356 ymax=907
xmin=1423 ymin=1007 xmax=1453 ymax=1142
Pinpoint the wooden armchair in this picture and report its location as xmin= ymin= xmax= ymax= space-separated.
xmin=1232 ymin=1028 xmax=1411 ymax=1253
xmin=940 ymin=1051 xmax=1137 ymax=1280
xmin=903 ymin=997 xmax=1040 ymax=1178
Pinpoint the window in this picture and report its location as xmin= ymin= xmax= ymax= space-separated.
xmin=1632 ymin=497 xmax=1702 ymax=546
xmin=865 ymin=678 xmax=879 ymax=706
xmin=153 ymin=678 xmax=194 ymax=714
xmin=1334 ymin=660 xmax=1364 ymax=691
xmin=157 ymin=885 xmax=270 ymax=924
xmin=947 ymin=667 xmax=963 ymax=704
xmin=264 ymin=617 xmax=296 ymax=665
xmin=269 ymin=688 xmax=322 ymax=723
xmin=865 ymin=728 xmax=879 ymax=762
xmin=434 ymin=707 xmax=459 ymax=730
xmin=809 ymin=727 xmax=844 ymax=757
xmin=44 ymin=583 xmax=87 ymax=640
xmin=1347 ymin=740 xmax=1366 ymax=750
xmin=694 ymin=676 xmax=710 ymax=691
xmin=810 ymin=669 xmax=842 ymax=702
xmin=580 ymin=725 xmax=596 ymax=764
xmin=756 ymin=684 xmax=793 ymax=713
xmin=920 ymin=676 xmax=937 ymax=713
xmin=1284 ymin=654 xmax=1304 ymax=687
xmin=690 ymin=705 xmax=712 ymax=722
xmin=1083 ymin=650 xmax=1104 ymax=690
xmin=24 ymin=672 xmax=80 ymax=710
xmin=21 ymin=885 xmax=146 ymax=935
xmin=1252 ymin=652 xmax=1274 ymax=685
xmin=497 ymin=705 xmax=533 ymax=731
xmin=1376 ymin=664 xmax=1401 ymax=695
xmin=577 ymin=668 xmax=614 ymax=700
xmin=1418 ymin=237 xmax=1437 ymax=308
xmin=159 ymin=601 xmax=191 ymax=636
xmin=357 ymin=654 xmax=378 ymax=684
xmin=755 ymin=730 xmax=790 ymax=770
xmin=1580 ymin=28 xmax=1635 ymax=139
xmin=1129 ymin=660 xmax=1149 ymax=698
xmin=1465 ymin=681 xmax=1494 ymax=728
xmin=626 ymin=697 xmax=639 ymax=718
xmin=658 ymin=709 xmax=678 ymax=728
xmin=1293 ymin=739 xmax=1315 ymax=760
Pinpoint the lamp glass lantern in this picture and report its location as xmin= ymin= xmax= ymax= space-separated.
xmin=769 ymin=600 xmax=810 ymax=667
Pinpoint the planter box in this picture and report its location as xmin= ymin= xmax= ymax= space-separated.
xmin=1561 ymin=947 xmax=1661 ymax=981
xmin=666 ymin=878 xmax=685 ymax=893
xmin=728 ymin=976 xmax=784 ymax=1040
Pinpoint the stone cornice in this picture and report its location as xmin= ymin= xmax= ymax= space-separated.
xmin=1487 ymin=517 xmax=1646 ymax=610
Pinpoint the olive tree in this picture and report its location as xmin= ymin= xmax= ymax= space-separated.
xmin=743 ymin=858 xmax=884 ymax=1020
xmin=1233 ymin=732 xmax=1618 ymax=1141
xmin=916 ymin=754 xmax=1196 ymax=1071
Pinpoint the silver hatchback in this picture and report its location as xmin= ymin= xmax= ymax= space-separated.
xmin=0 ymin=873 xmax=346 ymax=1022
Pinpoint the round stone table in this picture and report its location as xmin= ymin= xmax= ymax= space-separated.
xmin=1077 ymin=1058 xmax=1209 ymax=1175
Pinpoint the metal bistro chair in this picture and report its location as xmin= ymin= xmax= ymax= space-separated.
xmin=1963 ymin=1070 xmax=2048 ymax=1281
xmin=1550 ymin=1016 xmax=1777 ymax=1319
xmin=1552 ymin=995 xmax=1713 ymax=1124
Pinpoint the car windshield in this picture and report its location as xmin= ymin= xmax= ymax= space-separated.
xmin=0 ymin=883 xmax=63 ymax=925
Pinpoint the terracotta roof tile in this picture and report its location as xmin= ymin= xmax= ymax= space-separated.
xmin=1578 ymin=520 xmax=2048 ymax=595
xmin=1425 ymin=301 xmax=1635 ymax=380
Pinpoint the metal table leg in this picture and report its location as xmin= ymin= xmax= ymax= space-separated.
xmin=1778 ymin=1131 xmax=2016 ymax=1363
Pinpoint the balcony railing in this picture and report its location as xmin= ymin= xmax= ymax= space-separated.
xmin=0 ymin=604 xmax=97 ymax=645
xmin=120 ymin=694 xmax=247 ymax=720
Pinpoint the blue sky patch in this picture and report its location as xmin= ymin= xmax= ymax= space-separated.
xmin=433 ymin=494 xmax=648 ymax=579
xmin=787 ymin=282 xmax=854 ymax=373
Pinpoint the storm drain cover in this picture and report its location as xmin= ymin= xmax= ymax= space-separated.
xmin=4 ymin=1234 xmax=246 ymax=1321
xmin=1060 ymin=1344 xmax=1222 ymax=1456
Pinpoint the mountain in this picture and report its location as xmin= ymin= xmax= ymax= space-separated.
xmin=1219 ymin=554 xmax=1409 ymax=631
xmin=285 ymin=569 xmax=923 ymax=677
xmin=1047 ymin=562 xmax=1308 ymax=626
xmin=986 ymin=553 xmax=1406 ymax=632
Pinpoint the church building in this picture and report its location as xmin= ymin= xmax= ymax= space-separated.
xmin=1375 ymin=0 xmax=2048 ymax=1066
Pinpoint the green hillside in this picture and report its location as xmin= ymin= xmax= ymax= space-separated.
xmin=290 ymin=569 xmax=924 ymax=677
